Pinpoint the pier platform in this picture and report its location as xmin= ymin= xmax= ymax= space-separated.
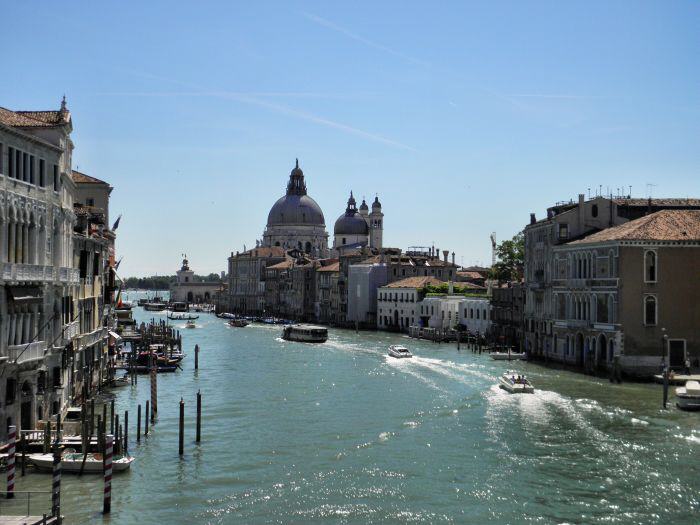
xmin=0 ymin=517 xmax=59 ymax=525
xmin=653 ymin=373 xmax=700 ymax=385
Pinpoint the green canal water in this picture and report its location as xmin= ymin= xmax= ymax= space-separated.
xmin=12 ymin=303 xmax=700 ymax=524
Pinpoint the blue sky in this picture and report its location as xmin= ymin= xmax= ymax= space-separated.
xmin=3 ymin=1 xmax=699 ymax=276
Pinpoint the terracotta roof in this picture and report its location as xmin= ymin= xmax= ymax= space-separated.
xmin=267 ymin=259 xmax=293 ymax=270
xmin=383 ymin=276 xmax=444 ymax=289
xmin=569 ymin=210 xmax=700 ymax=244
xmin=0 ymin=107 xmax=69 ymax=128
xmin=612 ymin=198 xmax=700 ymax=207
xmin=71 ymin=170 xmax=109 ymax=185
xmin=457 ymin=271 xmax=485 ymax=280
xmin=317 ymin=262 xmax=340 ymax=272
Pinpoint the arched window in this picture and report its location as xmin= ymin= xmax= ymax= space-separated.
xmin=592 ymin=204 xmax=598 ymax=218
xmin=645 ymin=250 xmax=657 ymax=282
xmin=644 ymin=295 xmax=657 ymax=326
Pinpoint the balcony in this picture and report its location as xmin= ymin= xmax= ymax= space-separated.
xmin=8 ymin=341 xmax=47 ymax=364
xmin=0 ymin=263 xmax=79 ymax=284
xmin=75 ymin=327 xmax=107 ymax=351
xmin=62 ymin=320 xmax=79 ymax=344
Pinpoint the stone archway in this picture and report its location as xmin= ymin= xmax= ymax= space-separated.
xmin=576 ymin=333 xmax=584 ymax=367
xmin=187 ymin=291 xmax=194 ymax=303
xmin=597 ymin=334 xmax=608 ymax=368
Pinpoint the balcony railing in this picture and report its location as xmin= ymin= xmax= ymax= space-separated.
xmin=75 ymin=327 xmax=107 ymax=351
xmin=8 ymin=341 xmax=47 ymax=364
xmin=0 ymin=263 xmax=79 ymax=284
xmin=62 ymin=320 xmax=79 ymax=344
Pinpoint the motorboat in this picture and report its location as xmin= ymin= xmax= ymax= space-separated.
xmin=168 ymin=313 xmax=199 ymax=320
xmin=185 ymin=320 xmax=196 ymax=329
xmin=228 ymin=319 xmax=250 ymax=327
xmin=388 ymin=345 xmax=413 ymax=359
xmin=490 ymin=351 xmax=527 ymax=361
xmin=676 ymin=380 xmax=700 ymax=411
xmin=498 ymin=370 xmax=534 ymax=394
xmin=110 ymin=375 xmax=130 ymax=388
xmin=29 ymin=452 xmax=134 ymax=473
xmin=282 ymin=324 xmax=328 ymax=343
xmin=143 ymin=302 xmax=167 ymax=312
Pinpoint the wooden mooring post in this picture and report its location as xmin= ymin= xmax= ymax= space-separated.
xmin=196 ymin=390 xmax=202 ymax=443
xmin=110 ymin=399 xmax=115 ymax=434
xmin=124 ymin=411 xmax=129 ymax=455
xmin=51 ymin=441 xmax=61 ymax=520
xmin=103 ymin=434 xmax=113 ymax=514
xmin=179 ymin=398 xmax=185 ymax=456
xmin=137 ymin=404 xmax=141 ymax=442
xmin=194 ymin=344 xmax=199 ymax=370
xmin=6 ymin=425 xmax=15 ymax=498
xmin=145 ymin=400 xmax=150 ymax=435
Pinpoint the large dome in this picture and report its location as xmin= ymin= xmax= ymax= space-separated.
xmin=266 ymin=159 xmax=326 ymax=227
xmin=267 ymin=194 xmax=325 ymax=226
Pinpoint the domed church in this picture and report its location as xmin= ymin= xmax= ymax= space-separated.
xmin=333 ymin=192 xmax=383 ymax=250
xmin=262 ymin=159 xmax=329 ymax=255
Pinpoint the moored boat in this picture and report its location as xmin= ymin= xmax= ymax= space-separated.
xmin=29 ymin=452 xmax=134 ymax=473
xmin=388 ymin=345 xmax=413 ymax=358
xmin=143 ymin=302 xmax=167 ymax=311
xmin=676 ymin=380 xmax=700 ymax=411
xmin=282 ymin=324 xmax=328 ymax=343
xmin=228 ymin=319 xmax=250 ymax=327
xmin=168 ymin=313 xmax=199 ymax=320
xmin=498 ymin=370 xmax=534 ymax=394
xmin=490 ymin=351 xmax=526 ymax=361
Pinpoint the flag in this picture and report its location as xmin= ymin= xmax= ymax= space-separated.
xmin=112 ymin=214 xmax=122 ymax=230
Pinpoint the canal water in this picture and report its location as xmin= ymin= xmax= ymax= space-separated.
xmin=13 ymin=301 xmax=700 ymax=524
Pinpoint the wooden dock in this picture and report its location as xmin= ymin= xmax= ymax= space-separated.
xmin=653 ymin=373 xmax=700 ymax=385
xmin=0 ymin=516 xmax=59 ymax=525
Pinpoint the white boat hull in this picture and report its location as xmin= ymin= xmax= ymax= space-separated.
xmin=676 ymin=383 xmax=700 ymax=411
xmin=499 ymin=376 xmax=534 ymax=394
xmin=490 ymin=352 xmax=526 ymax=361
xmin=29 ymin=453 xmax=134 ymax=473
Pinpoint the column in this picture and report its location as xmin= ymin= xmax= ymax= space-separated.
xmin=23 ymin=311 xmax=31 ymax=344
xmin=7 ymin=313 xmax=15 ymax=347
xmin=15 ymin=222 xmax=22 ymax=264
xmin=8 ymin=221 xmax=15 ymax=264
xmin=28 ymin=225 xmax=35 ymax=265
xmin=22 ymin=224 xmax=29 ymax=264
xmin=15 ymin=313 xmax=23 ymax=346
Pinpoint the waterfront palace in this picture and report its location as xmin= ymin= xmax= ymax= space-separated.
xmin=0 ymin=99 xmax=118 ymax=441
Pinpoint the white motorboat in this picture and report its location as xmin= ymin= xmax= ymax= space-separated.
xmin=388 ymin=345 xmax=413 ymax=359
xmin=29 ymin=452 xmax=134 ymax=473
xmin=490 ymin=351 xmax=527 ymax=361
xmin=498 ymin=370 xmax=534 ymax=394
xmin=111 ymin=375 xmax=130 ymax=388
xmin=676 ymin=380 xmax=700 ymax=411
xmin=282 ymin=324 xmax=328 ymax=343
xmin=185 ymin=320 xmax=196 ymax=329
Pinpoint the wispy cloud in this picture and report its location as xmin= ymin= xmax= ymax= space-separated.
xmin=94 ymin=91 xmax=368 ymax=101
xmin=94 ymin=78 xmax=414 ymax=151
xmin=302 ymin=12 xmax=430 ymax=68
xmin=506 ymin=94 xmax=607 ymax=99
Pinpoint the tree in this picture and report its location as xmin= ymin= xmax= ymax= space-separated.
xmin=490 ymin=232 xmax=524 ymax=283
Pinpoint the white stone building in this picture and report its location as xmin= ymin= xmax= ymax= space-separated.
xmin=458 ymin=297 xmax=492 ymax=335
xmin=377 ymin=276 xmax=442 ymax=331
xmin=169 ymin=256 xmax=221 ymax=304
xmin=0 ymin=99 xmax=116 ymax=440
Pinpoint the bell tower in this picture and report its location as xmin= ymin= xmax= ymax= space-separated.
xmin=369 ymin=195 xmax=383 ymax=249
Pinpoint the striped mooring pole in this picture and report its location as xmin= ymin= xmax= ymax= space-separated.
xmin=150 ymin=356 xmax=158 ymax=421
xmin=103 ymin=434 xmax=113 ymax=514
xmin=6 ymin=425 xmax=16 ymax=498
xmin=51 ymin=442 xmax=61 ymax=518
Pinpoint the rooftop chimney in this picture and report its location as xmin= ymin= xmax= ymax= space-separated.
xmin=451 ymin=252 xmax=455 ymax=265
xmin=578 ymin=193 xmax=585 ymax=229
xmin=530 ymin=213 xmax=536 ymax=225
xmin=442 ymin=250 xmax=449 ymax=263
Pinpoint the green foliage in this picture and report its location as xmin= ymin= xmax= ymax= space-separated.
xmin=489 ymin=232 xmax=524 ymax=283
xmin=421 ymin=283 xmax=487 ymax=296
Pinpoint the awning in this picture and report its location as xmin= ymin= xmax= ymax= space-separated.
xmin=7 ymin=286 xmax=43 ymax=304
xmin=108 ymin=331 xmax=122 ymax=341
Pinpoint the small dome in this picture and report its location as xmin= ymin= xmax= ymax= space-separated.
xmin=334 ymin=213 xmax=369 ymax=235
xmin=335 ymin=191 xmax=369 ymax=235
xmin=372 ymin=195 xmax=381 ymax=209
xmin=359 ymin=198 xmax=369 ymax=212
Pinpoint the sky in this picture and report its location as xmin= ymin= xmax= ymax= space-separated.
xmin=2 ymin=1 xmax=699 ymax=276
